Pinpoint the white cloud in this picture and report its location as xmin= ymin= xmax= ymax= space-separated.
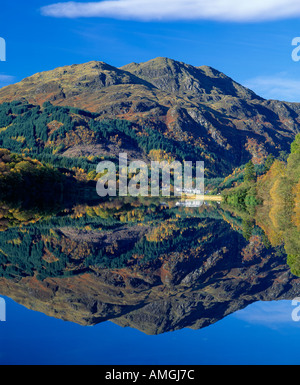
xmin=244 ymin=74 xmax=300 ymax=102
xmin=234 ymin=301 xmax=299 ymax=328
xmin=0 ymin=75 xmax=15 ymax=89
xmin=40 ymin=0 xmax=300 ymax=22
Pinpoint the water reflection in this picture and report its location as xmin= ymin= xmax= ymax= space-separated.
xmin=0 ymin=197 xmax=299 ymax=335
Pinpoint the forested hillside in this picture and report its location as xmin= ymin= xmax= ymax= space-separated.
xmin=0 ymin=100 xmax=227 ymax=178
xmin=0 ymin=148 xmax=64 ymax=200
xmin=222 ymin=133 xmax=300 ymax=276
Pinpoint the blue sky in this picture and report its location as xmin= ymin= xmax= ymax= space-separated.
xmin=2 ymin=297 xmax=300 ymax=365
xmin=1 ymin=0 xmax=300 ymax=101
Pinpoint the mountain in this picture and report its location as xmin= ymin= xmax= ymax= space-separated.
xmin=0 ymin=57 xmax=299 ymax=176
xmin=0 ymin=201 xmax=299 ymax=334
xmin=121 ymin=57 xmax=260 ymax=101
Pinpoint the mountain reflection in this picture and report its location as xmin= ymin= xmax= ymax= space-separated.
xmin=0 ymin=197 xmax=299 ymax=335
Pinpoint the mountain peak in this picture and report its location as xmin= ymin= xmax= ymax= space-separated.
xmin=0 ymin=57 xmax=261 ymax=106
xmin=121 ymin=57 xmax=261 ymax=101
xmin=0 ymin=59 xmax=156 ymax=106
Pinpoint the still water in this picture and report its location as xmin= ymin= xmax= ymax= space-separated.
xmin=0 ymin=198 xmax=299 ymax=365
xmin=1 ymin=298 xmax=300 ymax=365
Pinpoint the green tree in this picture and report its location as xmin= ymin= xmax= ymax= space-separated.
xmin=279 ymin=151 xmax=289 ymax=162
xmin=291 ymin=133 xmax=300 ymax=155
xmin=263 ymin=154 xmax=275 ymax=173
xmin=244 ymin=160 xmax=256 ymax=183
xmin=242 ymin=219 xmax=254 ymax=241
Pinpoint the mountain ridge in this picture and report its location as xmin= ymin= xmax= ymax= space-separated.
xmin=0 ymin=57 xmax=299 ymax=176
xmin=120 ymin=56 xmax=262 ymax=101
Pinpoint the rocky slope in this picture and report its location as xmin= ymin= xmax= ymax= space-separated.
xmin=0 ymin=58 xmax=299 ymax=174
